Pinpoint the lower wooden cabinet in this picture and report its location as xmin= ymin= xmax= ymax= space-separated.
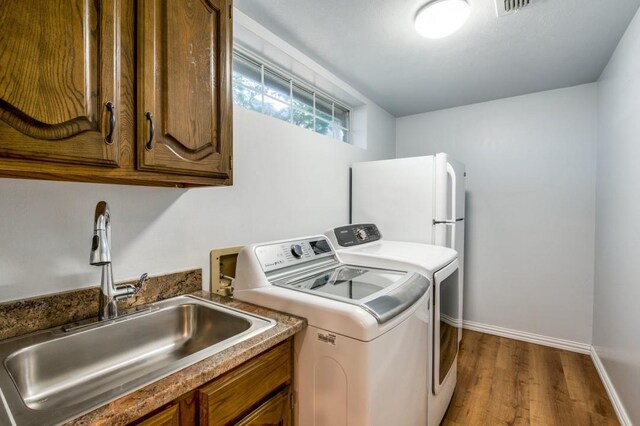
xmin=131 ymin=339 xmax=292 ymax=426
xmin=235 ymin=388 xmax=291 ymax=426
xmin=137 ymin=404 xmax=180 ymax=426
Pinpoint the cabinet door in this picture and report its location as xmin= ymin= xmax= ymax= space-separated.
xmin=136 ymin=404 xmax=180 ymax=426
xmin=199 ymin=341 xmax=291 ymax=426
xmin=236 ymin=387 xmax=291 ymax=426
xmin=129 ymin=390 xmax=197 ymax=426
xmin=0 ymin=0 xmax=120 ymax=166
xmin=137 ymin=0 xmax=232 ymax=179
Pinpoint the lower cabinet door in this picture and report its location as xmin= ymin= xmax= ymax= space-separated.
xmin=235 ymin=387 xmax=291 ymax=426
xmin=198 ymin=341 xmax=291 ymax=426
xmin=136 ymin=404 xmax=180 ymax=426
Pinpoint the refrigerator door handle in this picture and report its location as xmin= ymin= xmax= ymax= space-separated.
xmin=433 ymin=219 xmax=463 ymax=225
xmin=447 ymin=163 xmax=457 ymax=249
xmin=447 ymin=162 xmax=457 ymax=222
xmin=433 ymin=162 xmax=459 ymax=248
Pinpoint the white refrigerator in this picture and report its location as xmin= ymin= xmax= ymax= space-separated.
xmin=350 ymin=153 xmax=466 ymax=338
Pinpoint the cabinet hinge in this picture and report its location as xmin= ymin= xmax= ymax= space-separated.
xmin=290 ymin=390 xmax=297 ymax=409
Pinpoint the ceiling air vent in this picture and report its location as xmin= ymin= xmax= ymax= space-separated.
xmin=495 ymin=0 xmax=532 ymax=17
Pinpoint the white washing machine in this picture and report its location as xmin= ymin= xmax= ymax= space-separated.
xmin=232 ymin=235 xmax=431 ymax=426
xmin=325 ymin=224 xmax=460 ymax=426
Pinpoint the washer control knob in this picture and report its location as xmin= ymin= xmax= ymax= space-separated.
xmin=290 ymin=244 xmax=304 ymax=258
xmin=355 ymin=228 xmax=367 ymax=241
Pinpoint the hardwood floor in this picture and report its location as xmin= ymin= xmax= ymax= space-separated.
xmin=442 ymin=330 xmax=618 ymax=426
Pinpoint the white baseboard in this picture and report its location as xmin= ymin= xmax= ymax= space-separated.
xmin=462 ymin=320 xmax=591 ymax=354
xmin=590 ymin=346 xmax=632 ymax=426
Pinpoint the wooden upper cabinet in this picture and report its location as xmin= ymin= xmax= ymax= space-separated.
xmin=137 ymin=0 xmax=232 ymax=179
xmin=0 ymin=0 xmax=120 ymax=167
xmin=0 ymin=0 xmax=232 ymax=186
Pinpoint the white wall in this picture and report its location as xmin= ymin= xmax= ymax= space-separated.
xmin=396 ymin=84 xmax=598 ymax=344
xmin=0 ymin=8 xmax=396 ymax=303
xmin=0 ymin=105 xmax=395 ymax=302
xmin=594 ymin=6 xmax=640 ymax=423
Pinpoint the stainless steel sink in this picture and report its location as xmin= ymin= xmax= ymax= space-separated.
xmin=0 ymin=295 xmax=275 ymax=426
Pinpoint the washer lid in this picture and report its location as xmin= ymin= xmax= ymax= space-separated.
xmin=274 ymin=265 xmax=429 ymax=324
xmin=335 ymin=240 xmax=457 ymax=274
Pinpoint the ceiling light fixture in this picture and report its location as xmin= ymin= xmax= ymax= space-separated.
xmin=414 ymin=0 xmax=471 ymax=39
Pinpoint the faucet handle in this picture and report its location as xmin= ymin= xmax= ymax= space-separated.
xmin=114 ymin=272 xmax=148 ymax=301
xmin=135 ymin=273 xmax=148 ymax=294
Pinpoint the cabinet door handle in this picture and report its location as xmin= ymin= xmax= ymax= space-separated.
xmin=105 ymin=102 xmax=115 ymax=144
xmin=145 ymin=112 xmax=154 ymax=150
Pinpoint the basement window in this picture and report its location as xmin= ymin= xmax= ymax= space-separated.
xmin=232 ymin=50 xmax=351 ymax=143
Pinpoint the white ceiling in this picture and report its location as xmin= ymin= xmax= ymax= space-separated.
xmin=234 ymin=0 xmax=640 ymax=117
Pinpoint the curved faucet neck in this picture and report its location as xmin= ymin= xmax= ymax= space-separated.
xmin=90 ymin=201 xmax=112 ymax=267
xmin=94 ymin=201 xmax=111 ymax=232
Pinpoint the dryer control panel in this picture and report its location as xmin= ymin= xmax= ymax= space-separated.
xmin=333 ymin=224 xmax=381 ymax=247
xmin=255 ymin=236 xmax=335 ymax=273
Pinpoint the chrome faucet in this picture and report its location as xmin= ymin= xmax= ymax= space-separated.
xmin=90 ymin=201 xmax=147 ymax=320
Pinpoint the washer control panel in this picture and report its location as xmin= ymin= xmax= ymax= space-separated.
xmin=333 ymin=223 xmax=382 ymax=247
xmin=255 ymin=236 xmax=335 ymax=272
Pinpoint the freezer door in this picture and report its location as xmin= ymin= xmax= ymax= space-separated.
xmin=434 ymin=153 xmax=466 ymax=247
xmin=434 ymin=153 xmax=465 ymax=221
xmin=434 ymin=153 xmax=450 ymax=228
xmin=351 ymin=157 xmax=435 ymax=243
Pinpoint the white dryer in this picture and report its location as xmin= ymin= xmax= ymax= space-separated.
xmin=232 ymin=235 xmax=431 ymax=426
xmin=326 ymin=224 xmax=460 ymax=426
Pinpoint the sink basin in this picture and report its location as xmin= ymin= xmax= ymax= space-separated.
xmin=0 ymin=295 xmax=275 ymax=425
